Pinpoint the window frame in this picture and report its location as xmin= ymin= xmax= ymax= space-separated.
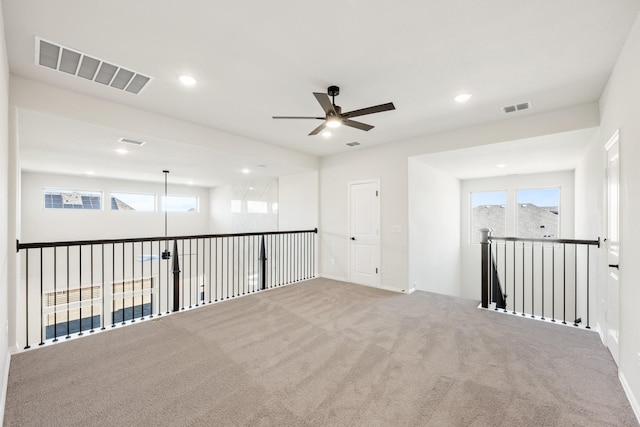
xmin=43 ymin=187 xmax=103 ymax=211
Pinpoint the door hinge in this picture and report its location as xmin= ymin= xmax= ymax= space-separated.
xmin=604 ymin=168 xmax=608 ymax=179
xmin=376 ymin=190 xmax=378 ymax=197
xmin=375 ymin=267 xmax=378 ymax=274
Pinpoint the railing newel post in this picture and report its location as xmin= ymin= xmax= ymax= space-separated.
xmin=172 ymin=240 xmax=181 ymax=312
xmin=259 ymin=235 xmax=267 ymax=291
xmin=480 ymin=228 xmax=491 ymax=309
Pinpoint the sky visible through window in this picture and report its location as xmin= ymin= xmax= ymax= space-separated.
xmin=471 ymin=191 xmax=506 ymax=207
xmin=517 ymin=188 xmax=559 ymax=207
xmin=471 ymin=188 xmax=559 ymax=207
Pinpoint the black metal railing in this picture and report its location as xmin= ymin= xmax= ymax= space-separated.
xmin=480 ymin=229 xmax=599 ymax=328
xmin=17 ymin=228 xmax=317 ymax=349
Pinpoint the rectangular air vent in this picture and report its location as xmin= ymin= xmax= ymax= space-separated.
xmin=36 ymin=37 xmax=152 ymax=95
xmin=119 ymin=137 xmax=146 ymax=147
xmin=502 ymin=101 xmax=532 ymax=114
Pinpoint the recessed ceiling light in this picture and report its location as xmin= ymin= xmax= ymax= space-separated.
xmin=179 ymin=75 xmax=197 ymax=86
xmin=496 ymin=164 xmax=507 ymax=168
xmin=187 ymin=180 xmax=193 ymax=185
xmin=84 ymin=170 xmax=95 ymax=175
xmin=455 ymin=93 xmax=472 ymax=103
xmin=115 ymin=148 xmax=128 ymax=155
xmin=241 ymin=168 xmax=250 ymax=174
xmin=322 ymin=130 xmax=332 ymax=138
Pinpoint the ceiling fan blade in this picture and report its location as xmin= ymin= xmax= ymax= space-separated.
xmin=272 ymin=116 xmax=324 ymax=119
xmin=313 ymin=92 xmax=337 ymax=116
xmin=342 ymin=102 xmax=395 ymax=119
xmin=308 ymin=121 xmax=328 ymax=136
xmin=342 ymin=119 xmax=374 ymax=132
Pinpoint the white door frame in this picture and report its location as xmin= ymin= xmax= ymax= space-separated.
xmin=348 ymin=179 xmax=381 ymax=287
xmin=604 ymin=129 xmax=620 ymax=364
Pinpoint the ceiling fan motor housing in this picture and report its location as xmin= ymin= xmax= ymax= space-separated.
xmin=328 ymin=85 xmax=340 ymax=97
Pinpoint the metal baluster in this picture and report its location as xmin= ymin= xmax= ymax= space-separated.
xmin=214 ymin=238 xmax=218 ymax=302
xmin=226 ymin=237 xmax=229 ymax=300
xmin=503 ymin=242 xmax=507 ymax=312
xmin=512 ymin=242 xmax=516 ymax=315
xmin=521 ymin=242 xmax=525 ymax=316
xmin=131 ymin=242 xmax=136 ymax=323
xmin=189 ymin=239 xmax=193 ymax=308
xmin=54 ymin=247 xmax=58 ymax=341
xmin=166 ymin=240 xmax=170 ymax=314
xmin=90 ymin=245 xmax=95 ymax=332
xmin=531 ymin=243 xmax=535 ymax=318
xmin=551 ymin=245 xmax=556 ymax=322
xmin=562 ymin=243 xmax=567 ymax=325
xmin=157 ymin=240 xmax=162 ymax=316
xmin=79 ymin=246 xmax=84 ymax=335
xmin=573 ymin=243 xmax=578 ymax=327
xmin=148 ymin=242 xmax=153 ymax=319
xmin=208 ymin=238 xmax=212 ymax=303
xmin=121 ymin=243 xmax=126 ymax=325
xmin=40 ymin=248 xmax=45 ymax=345
xmin=101 ymin=244 xmax=106 ymax=330
xmin=66 ymin=246 xmax=71 ymax=338
xmin=586 ymin=245 xmax=591 ymax=329
xmin=24 ymin=250 xmax=30 ymax=349
xmin=541 ymin=244 xmax=545 ymax=320
xmin=182 ymin=239 xmax=185 ymax=310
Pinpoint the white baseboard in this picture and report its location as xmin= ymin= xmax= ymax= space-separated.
xmin=319 ymin=275 xmax=412 ymax=294
xmin=319 ymin=274 xmax=348 ymax=282
xmin=619 ymin=371 xmax=640 ymax=424
xmin=0 ymin=349 xmax=11 ymax=427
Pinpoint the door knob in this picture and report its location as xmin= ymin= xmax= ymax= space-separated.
xmin=350 ymin=237 xmax=356 ymax=241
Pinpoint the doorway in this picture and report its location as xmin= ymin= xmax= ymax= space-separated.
xmin=605 ymin=130 xmax=620 ymax=365
xmin=348 ymin=180 xmax=380 ymax=287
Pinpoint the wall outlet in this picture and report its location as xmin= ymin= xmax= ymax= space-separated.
xmin=392 ymin=225 xmax=402 ymax=233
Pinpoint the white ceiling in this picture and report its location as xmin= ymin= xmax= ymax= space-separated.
xmin=412 ymin=127 xmax=597 ymax=180
xmin=3 ymin=0 xmax=640 ymax=185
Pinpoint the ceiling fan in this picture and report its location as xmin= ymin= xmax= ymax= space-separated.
xmin=273 ymin=85 xmax=395 ymax=136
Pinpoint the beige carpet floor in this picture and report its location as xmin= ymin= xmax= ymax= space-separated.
xmin=4 ymin=278 xmax=637 ymax=426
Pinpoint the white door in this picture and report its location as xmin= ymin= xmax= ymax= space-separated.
xmin=605 ymin=130 xmax=620 ymax=364
xmin=349 ymin=180 xmax=380 ymax=287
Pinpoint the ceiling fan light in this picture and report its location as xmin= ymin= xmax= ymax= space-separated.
xmin=326 ymin=117 xmax=341 ymax=128
xmin=322 ymin=130 xmax=332 ymax=138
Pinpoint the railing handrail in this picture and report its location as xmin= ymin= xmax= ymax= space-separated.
xmin=488 ymin=235 xmax=599 ymax=247
xmin=17 ymin=228 xmax=318 ymax=251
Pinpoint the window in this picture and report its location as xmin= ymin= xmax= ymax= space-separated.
xmin=44 ymin=188 xmax=102 ymax=210
xmin=470 ymin=191 xmax=506 ymax=243
xmin=517 ymin=188 xmax=559 ymax=238
xmin=111 ymin=192 xmax=156 ymax=211
xmin=162 ymin=195 xmax=198 ymax=212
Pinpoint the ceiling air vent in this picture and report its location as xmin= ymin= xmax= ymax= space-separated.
xmin=36 ymin=37 xmax=152 ymax=95
xmin=502 ymin=101 xmax=532 ymax=114
xmin=118 ymin=137 xmax=146 ymax=147
xmin=346 ymin=141 xmax=361 ymax=147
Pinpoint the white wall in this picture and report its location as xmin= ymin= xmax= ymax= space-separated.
xmin=0 ymin=3 xmax=9 ymax=421
xmin=278 ymin=171 xmax=318 ymax=231
xmin=574 ymin=132 xmax=605 ymax=337
xmin=408 ymin=158 xmax=460 ymax=295
xmin=21 ymin=172 xmax=210 ymax=242
xmin=320 ymin=102 xmax=599 ymax=292
xmin=598 ymin=10 xmax=640 ymax=418
xmin=209 ymin=171 xmax=318 ymax=234
xmin=209 ymin=185 xmax=232 ymax=233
